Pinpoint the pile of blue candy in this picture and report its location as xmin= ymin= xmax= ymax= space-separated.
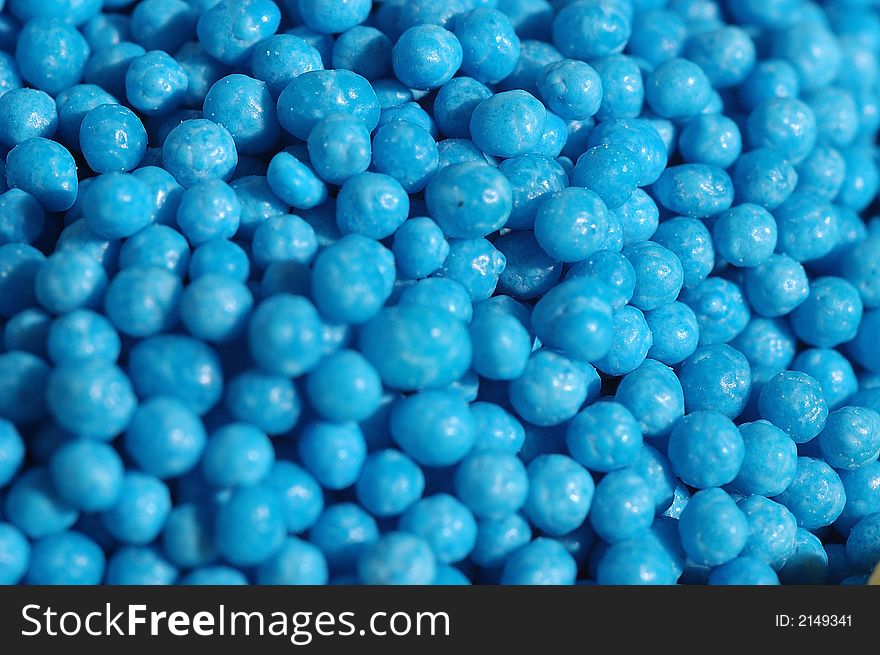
xmin=1 ymin=0 xmax=880 ymax=586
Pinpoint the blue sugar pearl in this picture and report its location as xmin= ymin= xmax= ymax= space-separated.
xmin=203 ymin=74 xmax=279 ymax=156
xmin=685 ymin=25 xmax=756 ymax=89
xmin=392 ymin=217 xmax=449 ymax=279
xmin=124 ymin=50 xmax=188 ymax=116
xmin=652 ymin=217 xmax=714 ymax=290
xmin=613 ymin=189 xmax=658 ymax=247
xmin=536 ymin=59 xmax=602 ymax=121
xmin=392 ymin=25 xmax=462 ymax=91
xmin=790 ymin=277 xmax=863 ymax=348
xmin=214 ymin=484 xmax=284 ymax=566
xmin=846 ymin=513 xmax=880 ymax=572
xmin=0 ymin=419 xmax=24 ymax=487
xmin=792 ymin=348 xmax=858 ymax=409
xmin=772 ymin=192 xmax=839 ymax=263
xmin=359 ymin=305 xmax=472 ymax=390
xmin=372 ymin=121 xmax=439 ymax=193
xmin=356 ymin=449 xmax=425 ymax=518
xmin=737 ymin=58 xmax=800 ymax=111
xmin=653 ymin=164 xmax=733 ymax=218
xmin=586 ymin=118 xmax=668 ymax=187
xmin=298 ymin=420 xmax=366 ymax=491
xmin=132 ymin=166 xmax=183 ymax=227
xmin=308 ymin=503 xmax=378 ymax=573
xmin=4 ymin=308 xmax=50 ymax=357
xmin=622 ymin=241 xmax=684 ymax=312
xmin=176 ymin=179 xmax=241 ymax=245
xmin=805 ymin=88 xmax=858 ymax=149
xmin=0 ymin=88 xmax=57 ymax=148
xmin=471 ymin=401 xmax=526 ymax=454
xmin=336 ymin=172 xmax=409 ymax=240
xmin=46 ymin=359 xmax=135 ymax=440
xmin=248 ymin=293 xmax=323 ymax=377
xmin=843 ymin=235 xmax=880 ymax=309
xmin=189 ymin=239 xmax=249 ymax=282
xmin=732 ymin=149 xmax=797 ymax=211
xmin=709 ymin=557 xmax=779 ymax=585
xmin=496 ymin=39 xmax=562 ymax=96
xmin=679 ymin=344 xmax=751 ymax=419
xmin=597 ymin=536 xmax=678 ymax=585
xmin=501 ymin=537 xmax=576 ymax=585
xmin=771 ymin=20 xmax=841 ymax=93
xmin=180 ymin=566 xmax=247 ymax=585
xmin=306 ymin=349 xmax=381 ymax=422
xmin=358 ymin=531 xmax=437 ymax=585
xmin=15 ymin=18 xmax=89 ymax=95
xmin=838 ymin=147 xmax=879 ymax=213
xmin=197 ymin=0 xmax=281 ymax=66
xmin=680 ymin=277 xmax=750 ymax=345
xmin=7 ymin=0 xmax=102 ymax=25
xmin=425 ymin=161 xmax=512 ymax=239
xmin=400 ymin=494 xmax=477 ymax=564
xmin=567 ymin=251 xmax=636 ymax=309
xmin=0 ymin=243 xmax=43 ymax=319
xmin=499 ymin=154 xmax=567 ymax=231
xmin=79 ymin=104 xmax=146 ymax=174
xmin=266 ymin=151 xmax=327 ymax=210
xmin=174 ymin=42 xmax=227 ymax=109
xmin=668 ymin=411 xmax=745 ymax=488
xmin=251 ymin=34 xmax=323 ymax=98
xmin=678 ymin=114 xmax=742 ymax=169
xmin=591 ymin=54 xmax=643 ymax=121
xmin=225 ymin=369 xmax=300 ymax=435
xmin=643 ymin=301 xmax=699 ymax=365
xmin=83 ymin=41 xmax=145 ymax=101
xmin=731 ymin=421 xmax=797 ymax=497
xmin=131 ymin=0 xmax=195 ymax=52
xmin=390 ymin=390 xmax=475 ymax=467
xmin=256 ymin=536 xmax=328 ymax=585
xmin=468 ymin=309 xmax=531 ymax=381
xmin=0 ymin=49 xmax=20 ymax=99
xmin=101 ymin=472 xmax=171 ymax=545
xmin=48 ymin=439 xmax=123 ymax=512
xmin=124 ymin=397 xmax=206 ymax=479
xmin=775 ymin=457 xmax=846 ymax=530
xmin=453 ymin=8 xmax=520 ymax=85
xmin=471 ymin=513 xmax=531 ymax=569
xmin=0 ymin=189 xmax=44 ymax=246
xmin=778 ymin=528 xmax=828 ymax=585
xmin=311 ymin=234 xmax=395 ymax=324
xmin=0 ymin=523 xmax=29 ymax=584
xmin=106 ymin=546 xmax=177 ymax=586
xmin=434 ymin=239 xmax=508 ymax=301
xmin=566 ymin=401 xmax=643 ymax=473
xmin=712 ymin=204 xmax=777 ymax=268
xmin=531 ymin=276 xmax=614 ymax=361
xmin=594 ymin=305 xmax=652 ymax=376
xmin=818 ymin=406 xmax=880 ymax=471
xmin=82 ymin=173 xmax=152 ymax=239
xmin=104 ymin=266 xmax=182 ymax=337
xmin=570 ymin=145 xmax=640 ymax=210
xmin=644 ymin=58 xmax=711 ymax=120
xmin=552 ymin=0 xmax=629 ymax=60
xmin=298 ymin=0 xmax=370 ymax=34
xmin=743 ymin=254 xmax=808 ymax=317
xmin=266 ymin=462 xmax=323 ymax=535
xmin=493 ymin=230 xmax=562 ymax=301
xmin=252 ymin=214 xmax=317 ymax=268
xmin=4 ymin=468 xmax=77 ymax=539
xmin=332 ymin=26 xmax=391 ymax=81
xmin=837 ymin=462 xmax=880 ymax=534
xmin=454 ymin=451 xmax=528 ymax=520
xmin=5 ymin=137 xmax=77 ymax=212
xmin=436 ymin=138 xmax=489 ymax=169
xmin=523 ymin=454 xmax=593 ymax=536
xmin=25 ymin=531 xmax=104 ymax=585
xmin=746 ymin=98 xmax=817 ymax=165
xmin=615 ymin=359 xmax=684 ymax=437
xmin=434 ymin=77 xmax=492 ymax=139
xmin=398 ymin=277 xmax=473 ymax=322
xmin=590 ymin=469 xmax=654 ymax=543
xmin=201 ymin=422 xmax=274 ymax=489
xmin=509 ymin=350 xmax=594 ymax=427
xmin=470 ymin=90 xmax=546 ymax=158
xmin=35 ymin=250 xmax=107 ymax=315
xmin=679 ymin=488 xmax=748 ymax=567
xmin=127 ymin=335 xmax=222 ymax=415
xmin=736 ymin=495 xmax=797 ymax=571
xmin=162 ymin=119 xmax=237 ymax=188
xmin=627 ymin=8 xmax=686 ymax=67
xmin=0 ymin=351 xmax=48 ymax=425
xmin=796 ymin=145 xmax=846 ymax=201
xmin=758 ymin=370 xmax=828 ymax=443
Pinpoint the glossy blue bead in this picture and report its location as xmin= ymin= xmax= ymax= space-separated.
xmin=0 ymin=523 xmax=29 ymax=584
xmin=298 ymin=420 xmax=366 ymax=491
xmin=454 ymin=451 xmax=528 ymax=520
xmin=105 ymin=546 xmax=177 ymax=585
xmin=615 ymin=359 xmax=684 ymax=437
xmin=597 ymin=535 xmax=678 ymax=585
xmin=189 ymin=239 xmax=249 ymax=283
xmin=25 ymin=531 xmax=104 ymax=585
xmin=248 ymin=293 xmax=323 ymax=377
xmin=0 ymin=350 xmax=49 ymax=425
xmin=15 ymin=18 xmax=89 ymax=95
xmin=203 ymin=74 xmax=278 ymax=156
xmin=644 ymin=58 xmax=711 ymax=120
xmin=250 ymin=34 xmax=322 ymax=99
xmin=758 ymin=370 xmax=828 ymax=443
xmin=214 ymin=483 xmax=284 ymax=566
xmin=124 ymin=397 xmax=206 ymax=479
xmin=501 ymin=537 xmax=576 ymax=585
xmin=680 ymin=277 xmax=750 ymax=346
xmin=162 ymin=119 xmax=237 ymax=188
xmin=104 ymin=265 xmax=181 ymax=337
xmin=48 ymin=439 xmax=124 ymax=512
xmin=509 ymin=349 xmax=595 ymax=426
xmin=836 ymin=462 xmax=880 ymax=534
xmin=709 ymin=556 xmax=778 ymax=585
xmin=622 ymin=241 xmax=684 ymax=312
xmin=747 ymin=98 xmax=817 ymax=165
xmin=653 ymin=164 xmax=734 ymax=218
xmin=392 ymin=25 xmax=462 ymax=91
xmin=124 ymin=50 xmax=188 ymax=116
xmin=453 ymin=8 xmax=520 ymax=85
xmin=358 ymin=531 xmax=437 ymax=585
xmin=256 ymin=536 xmax=328 ymax=585
xmin=594 ymin=305 xmax=652 ymax=376
xmin=119 ymin=224 xmax=189 ymax=277
xmin=330 ymin=26 xmax=390 ymax=81
xmin=679 ymin=488 xmax=748 ymax=566
xmin=0 ymin=88 xmax=57 ymax=148
xmin=846 ymin=512 xmax=880 ymax=572
xmin=264 ymin=461 xmax=323 ymax=535
xmin=468 ymin=309 xmax=531 ymax=381
xmin=470 ymin=513 xmax=531 ymax=569
xmin=101 ymin=472 xmax=171 ymax=545
xmin=356 ymin=449 xmax=424 ymax=518
xmin=778 ymin=528 xmax=828 ymax=584
xmin=6 ymin=137 xmax=78 ymax=212
xmin=201 ymin=422 xmax=273 ymax=489
xmin=732 ymin=148 xmax=797 ymax=211
xmin=0 ymin=189 xmax=44 ymax=246
xmin=818 ymin=406 xmax=880 ymax=471
xmin=298 ymin=0 xmax=370 ymax=34
xmin=552 ymin=0 xmax=630 ymax=60
xmin=82 ymin=173 xmax=152 ymax=239
xmin=197 ymin=0 xmax=281 ymax=66
xmin=775 ymin=457 xmax=846 ymax=530
xmin=590 ymin=469 xmax=654 ymax=543
xmin=399 ymin=494 xmax=476 ymax=565
xmin=470 ymin=90 xmax=546 ymax=158
xmin=372 ymin=121 xmax=438 ymax=194
xmin=179 ymin=566 xmax=247 ymax=585
xmin=308 ymin=503 xmax=378 ymax=573
xmin=743 ymin=254 xmax=808 ymax=317
xmin=434 ymin=76 xmax=492 ymax=139
xmin=773 ymin=192 xmax=839 ymax=263
xmin=730 ymin=421 xmax=798 ymax=497
xmin=391 ymin=217 xmax=449 ymax=280
xmin=736 ymin=495 xmax=797 ymax=571
xmin=523 ymin=454 xmax=593 ymax=536
xmin=643 ymin=301 xmax=699 ymax=366
xmin=493 ymin=230 xmax=561 ymax=300
xmin=668 ymin=410 xmax=744 ymax=489
xmin=0 ymin=418 xmax=24 ymax=486
xmin=390 ymin=390 xmax=475 ymax=467
xmin=35 ymin=250 xmax=107 ymax=315
xmin=712 ymin=203 xmax=777 ymax=268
